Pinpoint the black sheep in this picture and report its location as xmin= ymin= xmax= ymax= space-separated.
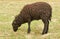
xmin=12 ymin=2 xmax=52 ymax=35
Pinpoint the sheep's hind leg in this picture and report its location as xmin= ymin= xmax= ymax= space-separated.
xmin=27 ymin=19 xmax=31 ymax=34
xmin=42 ymin=19 xmax=49 ymax=35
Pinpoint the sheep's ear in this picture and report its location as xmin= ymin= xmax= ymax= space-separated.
xmin=15 ymin=15 xmax=18 ymax=18
xmin=14 ymin=21 xmax=16 ymax=24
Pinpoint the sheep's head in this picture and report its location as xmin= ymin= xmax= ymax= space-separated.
xmin=12 ymin=20 xmax=21 ymax=32
xmin=12 ymin=16 xmax=22 ymax=32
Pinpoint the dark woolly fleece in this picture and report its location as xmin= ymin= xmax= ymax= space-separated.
xmin=12 ymin=2 xmax=52 ymax=35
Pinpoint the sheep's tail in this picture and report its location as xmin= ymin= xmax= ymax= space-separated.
xmin=49 ymin=8 xmax=52 ymax=21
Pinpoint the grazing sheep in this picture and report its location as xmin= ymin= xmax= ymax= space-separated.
xmin=12 ymin=2 xmax=52 ymax=35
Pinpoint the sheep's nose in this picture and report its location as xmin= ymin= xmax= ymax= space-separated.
xmin=13 ymin=27 xmax=18 ymax=32
xmin=13 ymin=29 xmax=17 ymax=32
xmin=12 ymin=25 xmax=18 ymax=32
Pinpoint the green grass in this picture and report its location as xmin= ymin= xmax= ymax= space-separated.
xmin=0 ymin=0 xmax=60 ymax=39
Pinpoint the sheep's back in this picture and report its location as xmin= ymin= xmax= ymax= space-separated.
xmin=20 ymin=2 xmax=52 ymax=21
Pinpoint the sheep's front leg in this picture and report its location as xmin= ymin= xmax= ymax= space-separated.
xmin=27 ymin=19 xmax=31 ymax=33
xmin=42 ymin=19 xmax=49 ymax=35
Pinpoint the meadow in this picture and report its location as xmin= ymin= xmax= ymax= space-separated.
xmin=0 ymin=0 xmax=60 ymax=39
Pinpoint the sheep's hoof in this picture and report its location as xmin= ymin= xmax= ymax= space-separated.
xmin=27 ymin=31 xmax=30 ymax=34
xmin=42 ymin=32 xmax=47 ymax=35
xmin=27 ymin=30 xmax=31 ymax=34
